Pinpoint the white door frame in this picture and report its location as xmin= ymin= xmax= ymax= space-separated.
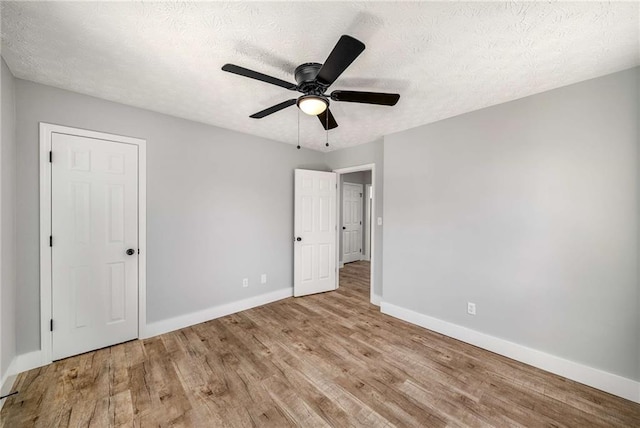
xmin=364 ymin=184 xmax=372 ymax=261
xmin=39 ymin=123 xmax=147 ymax=364
xmin=333 ymin=163 xmax=377 ymax=306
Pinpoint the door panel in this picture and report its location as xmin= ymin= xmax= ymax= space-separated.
xmin=52 ymin=132 xmax=138 ymax=360
xmin=294 ymin=170 xmax=337 ymax=297
xmin=342 ymin=183 xmax=363 ymax=263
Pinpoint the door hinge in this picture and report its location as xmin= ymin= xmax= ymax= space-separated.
xmin=360 ymin=249 xmax=362 ymax=253
xmin=360 ymin=221 xmax=362 ymax=225
xmin=49 ymin=236 xmax=53 ymax=247
xmin=50 ymin=319 xmax=53 ymax=332
xmin=49 ymin=151 xmax=52 ymax=163
xmin=360 ymin=193 xmax=362 ymax=197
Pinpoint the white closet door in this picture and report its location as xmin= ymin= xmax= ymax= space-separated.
xmin=52 ymin=132 xmax=138 ymax=360
xmin=342 ymin=182 xmax=363 ymax=263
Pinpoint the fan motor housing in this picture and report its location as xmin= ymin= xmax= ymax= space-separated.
xmin=295 ymin=62 xmax=325 ymax=94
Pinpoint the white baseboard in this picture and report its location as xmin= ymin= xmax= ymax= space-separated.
xmin=143 ymin=287 xmax=293 ymax=338
xmin=339 ymin=262 xmax=344 ymax=269
xmin=381 ymin=302 xmax=640 ymax=404
xmin=371 ymin=293 xmax=382 ymax=306
xmin=1 ymin=289 xmax=294 ymax=408
xmin=0 ymin=376 xmax=17 ymax=411
xmin=12 ymin=350 xmax=46 ymax=374
xmin=1 ymin=358 xmax=16 ymax=392
xmin=0 ymin=350 xmax=46 ymax=410
xmin=0 ymin=356 xmax=18 ymax=411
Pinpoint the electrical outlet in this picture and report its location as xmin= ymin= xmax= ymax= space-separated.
xmin=467 ymin=302 xmax=476 ymax=315
xmin=261 ymin=274 xmax=267 ymax=284
xmin=242 ymin=278 xmax=249 ymax=288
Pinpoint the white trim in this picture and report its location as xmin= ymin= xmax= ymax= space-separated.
xmin=381 ymin=302 xmax=640 ymax=403
xmin=39 ymin=124 xmax=52 ymax=364
xmin=0 ymin=350 xmax=46 ymax=410
xmin=144 ymin=287 xmax=293 ymax=338
xmin=0 ymin=377 xmax=17 ymax=411
xmin=371 ymin=294 xmax=382 ymax=306
xmin=39 ymin=123 xmax=147 ymax=364
xmin=333 ymin=163 xmax=376 ymax=306
xmin=2 ymin=288 xmax=293 ymax=401
xmin=137 ymin=141 xmax=148 ymax=338
xmin=11 ymin=351 xmax=45 ymax=375
xmin=364 ymin=183 xmax=372 ymax=261
xmin=0 ymin=357 xmax=18 ymax=411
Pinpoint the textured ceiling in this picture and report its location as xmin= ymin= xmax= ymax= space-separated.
xmin=1 ymin=1 xmax=638 ymax=151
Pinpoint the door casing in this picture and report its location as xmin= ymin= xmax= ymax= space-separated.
xmin=364 ymin=184 xmax=372 ymax=261
xmin=333 ymin=163 xmax=377 ymax=306
xmin=39 ymin=123 xmax=147 ymax=364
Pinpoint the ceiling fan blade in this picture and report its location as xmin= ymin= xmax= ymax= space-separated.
xmin=250 ymin=99 xmax=297 ymax=118
xmin=317 ymin=108 xmax=338 ymax=130
xmin=330 ymin=90 xmax=400 ymax=106
xmin=222 ymin=64 xmax=297 ymax=90
xmin=316 ymin=35 xmax=365 ymax=87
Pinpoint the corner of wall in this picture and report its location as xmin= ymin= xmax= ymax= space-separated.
xmin=0 ymin=55 xmax=18 ymax=394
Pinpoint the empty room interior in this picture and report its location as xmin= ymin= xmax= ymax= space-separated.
xmin=1 ymin=1 xmax=639 ymax=426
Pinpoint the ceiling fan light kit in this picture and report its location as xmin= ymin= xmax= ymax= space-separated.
xmin=297 ymin=95 xmax=329 ymax=116
xmin=222 ymin=34 xmax=401 ymax=136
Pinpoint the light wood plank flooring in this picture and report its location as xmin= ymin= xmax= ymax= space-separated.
xmin=2 ymin=261 xmax=639 ymax=427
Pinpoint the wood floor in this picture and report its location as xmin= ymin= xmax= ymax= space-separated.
xmin=2 ymin=261 xmax=639 ymax=427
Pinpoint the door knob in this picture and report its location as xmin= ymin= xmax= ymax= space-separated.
xmin=296 ymin=237 xmax=302 ymax=242
xmin=126 ymin=249 xmax=135 ymax=255
xmin=342 ymin=226 xmax=346 ymax=230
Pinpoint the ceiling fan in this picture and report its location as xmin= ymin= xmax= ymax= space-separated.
xmin=222 ymin=35 xmax=400 ymax=131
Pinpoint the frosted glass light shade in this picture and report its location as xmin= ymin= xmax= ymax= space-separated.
xmin=297 ymin=95 xmax=328 ymax=116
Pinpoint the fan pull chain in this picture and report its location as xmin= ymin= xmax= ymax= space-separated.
xmin=297 ymin=108 xmax=301 ymax=150
xmin=325 ymin=111 xmax=329 ymax=147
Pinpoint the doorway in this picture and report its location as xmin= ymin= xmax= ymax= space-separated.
xmin=333 ymin=164 xmax=376 ymax=306
xmin=39 ymin=123 xmax=147 ymax=362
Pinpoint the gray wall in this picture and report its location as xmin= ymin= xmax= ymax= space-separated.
xmin=1 ymin=58 xmax=17 ymax=380
xmin=14 ymin=79 xmax=328 ymax=353
xmin=383 ymin=67 xmax=640 ymax=380
xmin=339 ymin=171 xmax=372 ymax=263
xmin=326 ymin=140 xmax=384 ymax=298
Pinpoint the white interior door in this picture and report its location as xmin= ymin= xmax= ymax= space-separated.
xmin=342 ymin=182 xmax=363 ymax=263
xmin=294 ymin=169 xmax=337 ymax=297
xmin=51 ymin=132 xmax=139 ymax=360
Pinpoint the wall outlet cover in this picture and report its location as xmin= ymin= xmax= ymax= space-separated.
xmin=467 ymin=302 xmax=476 ymax=315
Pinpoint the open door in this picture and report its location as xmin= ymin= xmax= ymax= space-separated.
xmin=294 ymin=169 xmax=337 ymax=297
